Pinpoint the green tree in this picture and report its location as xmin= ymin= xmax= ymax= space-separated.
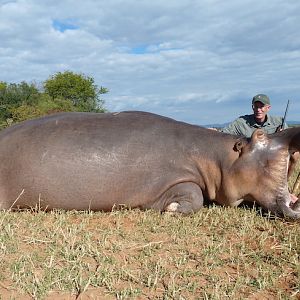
xmin=0 ymin=81 xmax=39 ymax=107
xmin=10 ymin=105 xmax=43 ymax=122
xmin=0 ymin=81 xmax=9 ymax=124
xmin=0 ymin=72 xmax=108 ymax=129
xmin=44 ymin=71 xmax=107 ymax=112
xmin=0 ymin=81 xmax=40 ymax=127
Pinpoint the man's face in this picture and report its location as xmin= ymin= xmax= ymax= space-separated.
xmin=252 ymin=101 xmax=270 ymax=122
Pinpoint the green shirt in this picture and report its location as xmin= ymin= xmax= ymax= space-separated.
xmin=222 ymin=114 xmax=287 ymax=138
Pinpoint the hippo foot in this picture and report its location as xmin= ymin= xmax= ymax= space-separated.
xmin=161 ymin=182 xmax=204 ymax=214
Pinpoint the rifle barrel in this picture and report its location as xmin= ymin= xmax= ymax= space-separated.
xmin=281 ymin=99 xmax=290 ymax=128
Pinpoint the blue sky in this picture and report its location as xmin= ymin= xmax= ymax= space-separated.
xmin=0 ymin=0 xmax=299 ymax=125
xmin=52 ymin=19 xmax=79 ymax=32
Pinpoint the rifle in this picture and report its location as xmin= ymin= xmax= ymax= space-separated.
xmin=280 ymin=99 xmax=290 ymax=130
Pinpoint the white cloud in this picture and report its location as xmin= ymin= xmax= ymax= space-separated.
xmin=0 ymin=0 xmax=300 ymax=124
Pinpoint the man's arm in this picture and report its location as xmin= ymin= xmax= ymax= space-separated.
xmin=221 ymin=119 xmax=242 ymax=135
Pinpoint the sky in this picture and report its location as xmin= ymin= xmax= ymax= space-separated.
xmin=0 ymin=0 xmax=299 ymax=125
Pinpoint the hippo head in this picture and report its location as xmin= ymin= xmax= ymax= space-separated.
xmin=230 ymin=128 xmax=300 ymax=219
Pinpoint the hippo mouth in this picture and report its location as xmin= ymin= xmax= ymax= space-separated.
xmin=276 ymin=193 xmax=300 ymax=219
xmin=267 ymin=150 xmax=300 ymax=219
xmin=289 ymin=194 xmax=299 ymax=206
xmin=288 ymin=195 xmax=300 ymax=212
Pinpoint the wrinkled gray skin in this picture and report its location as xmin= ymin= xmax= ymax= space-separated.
xmin=0 ymin=111 xmax=300 ymax=218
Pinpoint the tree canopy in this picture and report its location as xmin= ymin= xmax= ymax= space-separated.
xmin=0 ymin=81 xmax=39 ymax=107
xmin=0 ymin=71 xmax=108 ymax=128
xmin=44 ymin=71 xmax=107 ymax=112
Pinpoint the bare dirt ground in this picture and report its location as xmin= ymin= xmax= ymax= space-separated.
xmin=0 ymin=205 xmax=299 ymax=300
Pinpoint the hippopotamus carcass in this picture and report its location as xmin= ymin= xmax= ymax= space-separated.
xmin=0 ymin=111 xmax=299 ymax=218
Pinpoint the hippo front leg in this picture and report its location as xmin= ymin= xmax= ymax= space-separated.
xmin=158 ymin=182 xmax=204 ymax=214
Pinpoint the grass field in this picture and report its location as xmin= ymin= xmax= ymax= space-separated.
xmin=1 ymin=164 xmax=300 ymax=299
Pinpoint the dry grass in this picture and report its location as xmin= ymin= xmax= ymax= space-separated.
xmin=0 ymin=163 xmax=300 ymax=299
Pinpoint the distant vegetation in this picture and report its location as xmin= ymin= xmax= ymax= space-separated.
xmin=288 ymin=123 xmax=300 ymax=128
xmin=0 ymin=71 xmax=108 ymax=129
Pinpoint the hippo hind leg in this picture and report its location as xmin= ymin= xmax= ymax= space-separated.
xmin=159 ymin=182 xmax=204 ymax=214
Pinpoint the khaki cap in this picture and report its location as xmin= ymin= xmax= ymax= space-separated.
xmin=252 ymin=94 xmax=270 ymax=105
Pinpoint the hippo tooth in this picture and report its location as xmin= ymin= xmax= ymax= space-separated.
xmin=165 ymin=202 xmax=180 ymax=212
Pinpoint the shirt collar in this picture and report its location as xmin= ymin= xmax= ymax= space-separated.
xmin=249 ymin=114 xmax=271 ymax=128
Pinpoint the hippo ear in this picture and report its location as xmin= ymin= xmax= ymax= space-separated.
xmin=250 ymin=129 xmax=269 ymax=149
xmin=233 ymin=138 xmax=246 ymax=153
